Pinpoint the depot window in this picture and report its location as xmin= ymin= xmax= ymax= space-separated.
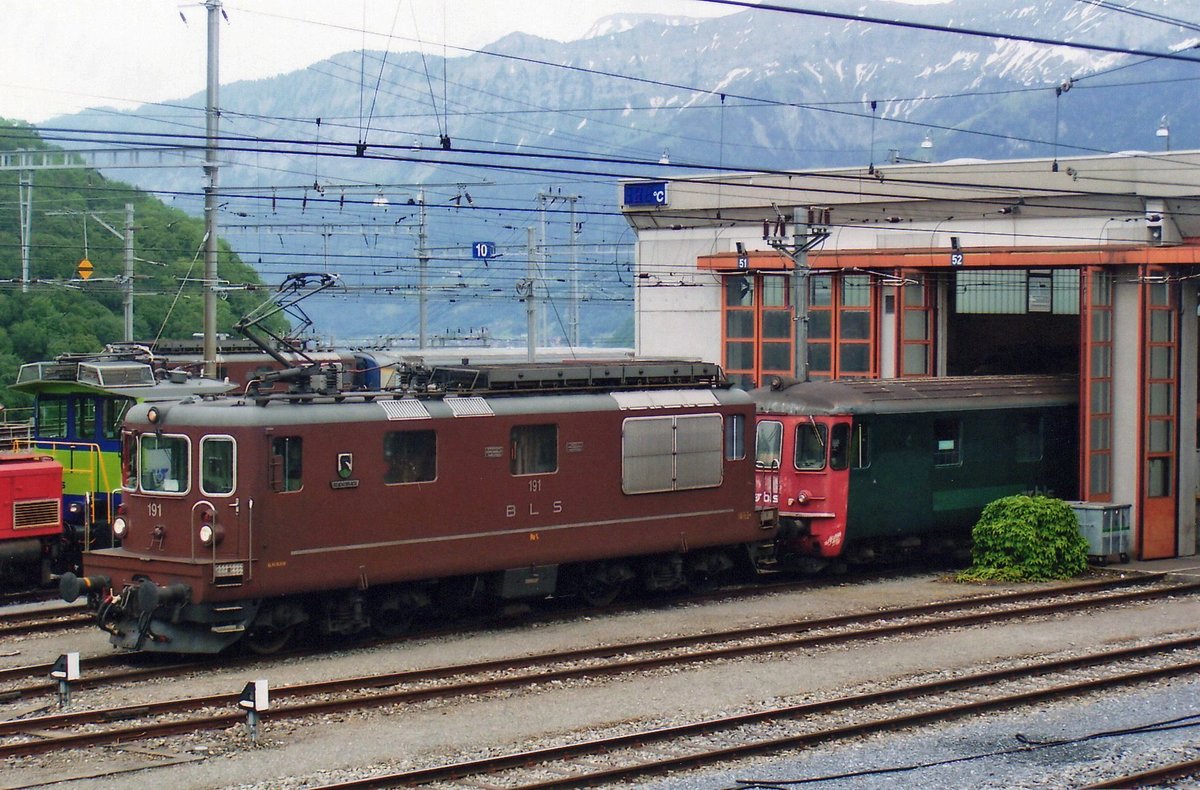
xmin=201 ymin=436 xmax=236 ymax=496
xmin=511 ymin=424 xmax=557 ymax=476
xmin=271 ymin=436 xmax=303 ymax=492
xmin=139 ymin=434 xmax=191 ymax=494
xmin=384 ymin=430 xmax=437 ymax=484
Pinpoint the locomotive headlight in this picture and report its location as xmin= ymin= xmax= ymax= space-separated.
xmin=199 ymin=519 xmax=224 ymax=547
xmin=112 ymin=517 xmax=128 ymax=539
xmin=147 ymin=406 xmax=162 ymax=425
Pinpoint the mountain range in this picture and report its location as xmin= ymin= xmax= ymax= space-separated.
xmin=44 ymin=0 xmax=1200 ymax=345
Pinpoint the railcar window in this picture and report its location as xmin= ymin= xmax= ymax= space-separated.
xmin=850 ymin=423 xmax=870 ymax=469
xmin=830 ymin=423 xmax=850 ymax=470
xmin=1014 ymin=414 xmax=1044 ymax=462
xmin=384 ymin=430 xmax=437 ymax=484
xmin=756 ymin=420 xmax=783 ymax=468
xmin=37 ymin=396 xmax=68 ymax=439
xmin=139 ymin=434 xmax=190 ymax=494
xmin=511 ymin=424 xmax=557 ymax=475
xmin=933 ymin=419 xmax=962 ymax=466
xmin=201 ymin=436 xmax=236 ymax=496
xmin=794 ymin=422 xmax=827 ymax=471
xmin=271 ymin=436 xmax=303 ymax=492
xmin=724 ymin=414 xmax=746 ymax=461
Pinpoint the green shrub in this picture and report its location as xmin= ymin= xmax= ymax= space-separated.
xmin=956 ymin=495 xmax=1089 ymax=583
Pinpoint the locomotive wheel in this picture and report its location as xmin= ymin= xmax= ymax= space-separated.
xmin=685 ymin=551 xmax=732 ymax=594
xmin=244 ymin=624 xmax=293 ymax=655
xmin=371 ymin=603 xmax=416 ymax=637
xmin=685 ymin=565 xmax=719 ymax=594
xmin=580 ymin=567 xmax=624 ymax=607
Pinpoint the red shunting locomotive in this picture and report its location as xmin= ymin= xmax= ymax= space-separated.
xmin=0 ymin=453 xmax=64 ymax=588
xmin=63 ymin=361 xmax=779 ymax=654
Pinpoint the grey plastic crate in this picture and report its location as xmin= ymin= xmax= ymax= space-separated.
xmin=1066 ymin=501 xmax=1131 ymax=563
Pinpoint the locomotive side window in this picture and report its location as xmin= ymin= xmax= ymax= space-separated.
xmin=139 ymin=434 xmax=190 ymax=494
xmin=1014 ymin=414 xmax=1043 ymax=462
xmin=271 ymin=436 xmax=303 ymax=492
xmin=756 ymin=420 xmax=783 ymax=468
xmin=622 ymin=414 xmax=723 ymax=493
xmin=794 ymin=422 xmax=827 ymax=471
xmin=933 ymin=418 xmax=962 ymax=466
xmin=675 ymin=414 xmax=724 ymax=489
xmin=79 ymin=398 xmax=98 ymax=440
xmin=829 ymin=423 xmax=850 ymax=470
xmin=511 ymin=424 xmax=557 ymax=476
xmin=201 ymin=436 xmax=236 ymax=496
xmin=121 ymin=430 xmax=137 ymax=490
xmin=724 ymin=414 xmax=746 ymax=461
xmin=37 ymin=396 xmax=68 ymax=439
xmin=384 ymin=430 xmax=437 ymax=484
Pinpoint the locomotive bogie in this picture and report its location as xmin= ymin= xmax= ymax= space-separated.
xmin=72 ymin=376 xmax=777 ymax=653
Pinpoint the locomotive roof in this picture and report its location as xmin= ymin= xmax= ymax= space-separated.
xmin=125 ymin=384 xmax=751 ymax=429
xmin=750 ymin=375 xmax=1077 ymax=416
xmin=12 ymin=359 xmax=235 ymax=400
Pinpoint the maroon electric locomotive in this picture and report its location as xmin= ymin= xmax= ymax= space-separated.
xmin=63 ymin=360 xmax=778 ymax=653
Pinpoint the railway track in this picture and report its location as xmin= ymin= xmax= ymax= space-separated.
xmin=0 ymin=571 xmax=1180 ymax=699
xmin=0 ymin=603 xmax=88 ymax=639
xmin=1 ymin=573 xmax=1196 ymax=763
xmin=313 ymin=641 xmax=1200 ymax=788
xmin=1083 ymin=757 xmax=1200 ymax=788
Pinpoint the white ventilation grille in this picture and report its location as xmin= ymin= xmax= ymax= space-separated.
xmin=446 ymin=396 xmax=494 ymax=417
xmin=380 ymin=400 xmax=432 ymax=421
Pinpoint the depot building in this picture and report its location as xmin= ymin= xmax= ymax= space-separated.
xmin=620 ymin=151 xmax=1200 ymax=561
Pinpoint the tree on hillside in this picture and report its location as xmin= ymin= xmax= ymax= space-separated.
xmin=0 ymin=120 xmax=287 ymax=407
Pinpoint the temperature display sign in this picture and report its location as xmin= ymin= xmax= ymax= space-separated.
xmin=623 ymin=181 xmax=668 ymax=207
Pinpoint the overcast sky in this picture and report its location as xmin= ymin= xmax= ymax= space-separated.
xmin=2 ymin=1 xmax=743 ymax=124
xmin=4 ymin=0 xmax=952 ymax=125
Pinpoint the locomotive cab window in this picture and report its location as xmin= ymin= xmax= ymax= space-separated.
xmin=385 ymin=430 xmax=437 ymax=484
xmin=933 ymin=418 xmax=962 ymax=466
xmin=756 ymin=420 xmax=783 ymax=468
xmin=103 ymin=399 xmax=132 ymax=441
xmin=200 ymin=436 xmax=236 ymax=496
xmin=139 ymin=434 xmax=191 ymax=494
xmin=724 ymin=414 xmax=746 ymax=461
xmin=794 ymin=421 xmax=827 ymax=471
xmin=511 ymin=424 xmax=557 ymax=475
xmin=271 ymin=436 xmax=303 ymax=492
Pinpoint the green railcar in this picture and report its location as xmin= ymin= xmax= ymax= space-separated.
xmin=752 ymin=375 xmax=1078 ymax=566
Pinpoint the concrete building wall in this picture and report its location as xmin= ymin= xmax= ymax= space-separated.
xmin=635 ymin=232 xmax=728 ymax=361
xmin=1111 ymin=270 xmax=1143 ymax=540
